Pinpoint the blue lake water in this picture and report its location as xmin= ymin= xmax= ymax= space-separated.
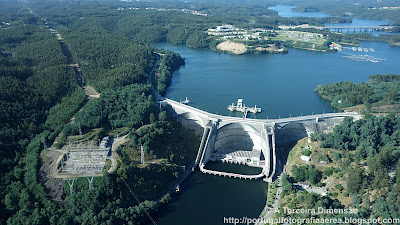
xmin=155 ymin=41 xmax=400 ymax=119
xmin=269 ymin=5 xmax=394 ymax=35
xmin=268 ymin=5 xmax=329 ymax=18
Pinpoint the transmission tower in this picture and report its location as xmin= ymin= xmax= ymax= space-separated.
xmin=141 ymin=145 xmax=145 ymax=164
xmin=65 ymin=178 xmax=76 ymax=195
xmin=87 ymin=176 xmax=94 ymax=190
xmin=41 ymin=138 xmax=47 ymax=150
xmin=78 ymin=122 xmax=82 ymax=138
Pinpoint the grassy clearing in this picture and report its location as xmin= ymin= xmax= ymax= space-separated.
xmin=286 ymin=137 xmax=353 ymax=206
xmin=66 ymin=128 xmax=103 ymax=145
xmin=270 ymin=30 xmax=327 ymax=45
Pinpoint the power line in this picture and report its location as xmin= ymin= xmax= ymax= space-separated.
xmin=121 ymin=179 xmax=157 ymax=225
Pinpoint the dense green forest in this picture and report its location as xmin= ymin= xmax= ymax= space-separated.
xmin=60 ymin=29 xmax=156 ymax=92
xmin=23 ymin=0 xmax=399 ymax=54
xmin=310 ymin=115 xmax=400 ymax=220
xmin=129 ymin=111 xmax=200 ymax=166
xmin=0 ymin=21 xmax=87 ymax=225
xmin=75 ymin=84 xmax=155 ymax=129
xmin=316 ymin=74 xmax=400 ymax=111
xmin=0 ymin=0 xmax=201 ymax=224
xmin=155 ymin=51 xmax=185 ymax=96
xmin=1 ymin=0 xmax=400 ymax=224
xmin=0 ymin=25 xmax=77 ymax=140
xmin=278 ymin=114 xmax=400 ymax=222
xmin=289 ymin=0 xmax=400 ymax=25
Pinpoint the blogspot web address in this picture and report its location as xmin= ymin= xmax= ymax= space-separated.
xmin=223 ymin=217 xmax=400 ymax=225
xmin=222 ymin=207 xmax=400 ymax=224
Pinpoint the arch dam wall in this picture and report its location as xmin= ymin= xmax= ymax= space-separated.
xmin=160 ymin=98 xmax=361 ymax=182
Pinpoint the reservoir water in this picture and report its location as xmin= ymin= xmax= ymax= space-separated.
xmin=269 ymin=5 xmax=394 ymax=36
xmin=155 ymin=41 xmax=400 ymax=119
xmin=153 ymin=7 xmax=400 ymax=225
xmin=268 ymin=5 xmax=329 ymax=18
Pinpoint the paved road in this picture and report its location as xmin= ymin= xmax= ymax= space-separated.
xmin=108 ymin=135 xmax=129 ymax=173
xmin=256 ymin=159 xmax=284 ymax=225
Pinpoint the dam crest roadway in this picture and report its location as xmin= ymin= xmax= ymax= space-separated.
xmin=159 ymin=98 xmax=361 ymax=182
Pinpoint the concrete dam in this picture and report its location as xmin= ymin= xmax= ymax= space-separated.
xmin=160 ymin=98 xmax=361 ymax=182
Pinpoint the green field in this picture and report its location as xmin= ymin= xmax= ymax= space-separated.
xmin=270 ymin=30 xmax=327 ymax=45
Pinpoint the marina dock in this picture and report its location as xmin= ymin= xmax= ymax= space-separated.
xmin=341 ymin=52 xmax=386 ymax=63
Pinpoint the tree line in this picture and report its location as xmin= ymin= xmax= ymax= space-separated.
xmin=156 ymin=51 xmax=185 ymax=96
xmin=310 ymin=114 xmax=400 ymax=221
xmin=316 ymin=75 xmax=400 ymax=110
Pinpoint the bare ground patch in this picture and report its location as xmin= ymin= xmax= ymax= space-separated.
xmin=39 ymin=150 xmax=65 ymax=200
xmin=83 ymin=86 xmax=100 ymax=98
xmin=217 ymin=41 xmax=247 ymax=54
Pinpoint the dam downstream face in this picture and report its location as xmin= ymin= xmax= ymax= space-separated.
xmin=152 ymin=40 xmax=400 ymax=224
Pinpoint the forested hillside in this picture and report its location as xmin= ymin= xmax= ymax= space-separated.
xmin=1 ymin=0 xmax=400 ymax=224
xmin=25 ymin=0 xmax=400 ymax=54
xmin=0 ymin=25 xmax=76 ymax=140
xmin=0 ymin=19 xmax=85 ymax=224
xmin=290 ymin=0 xmax=400 ymax=25
xmin=0 ymin=1 xmax=197 ymax=224
xmin=277 ymin=113 xmax=400 ymax=222
xmin=310 ymin=115 xmax=400 ymax=220
xmin=60 ymin=29 xmax=156 ymax=92
xmin=316 ymin=74 xmax=400 ymax=112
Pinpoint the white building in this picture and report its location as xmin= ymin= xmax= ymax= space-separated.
xmin=301 ymin=155 xmax=311 ymax=162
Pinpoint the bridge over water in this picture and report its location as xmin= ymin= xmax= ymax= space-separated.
xmin=160 ymin=98 xmax=361 ymax=182
xmin=324 ymin=25 xmax=394 ymax=33
xmin=324 ymin=26 xmax=393 ymax=29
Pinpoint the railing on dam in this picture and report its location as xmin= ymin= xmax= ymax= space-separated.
xmin=199 ymin=164 xmax=265 ymax=180
xmin=161 ymin=98 xmax=361 ymax=124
